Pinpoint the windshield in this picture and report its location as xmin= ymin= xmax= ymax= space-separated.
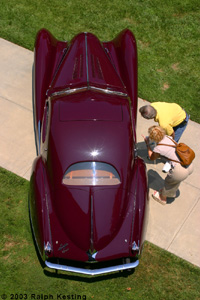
xmin=62 ymin=162 xmax=121 ymax=186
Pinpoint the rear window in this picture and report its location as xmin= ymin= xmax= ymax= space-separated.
xmin=62 ymin=162 xmax=121 ymax=186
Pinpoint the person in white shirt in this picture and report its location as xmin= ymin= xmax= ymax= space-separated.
xmin=143 ymin=125 xmax=193 ymax=205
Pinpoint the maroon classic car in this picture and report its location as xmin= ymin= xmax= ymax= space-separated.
xmin=29 ymin=28 xmax=149 ymax=276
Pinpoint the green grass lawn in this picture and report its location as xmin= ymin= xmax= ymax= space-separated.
xmin=0 ymin=1 xmax=200 ymax=298
xmin=0 ymin=0 xmax=199 ymax=122
xmin=0 ymin=168 xmax=200 ymax=299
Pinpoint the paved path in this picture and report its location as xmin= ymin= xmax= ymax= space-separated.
xmin=0 ymin=38 xmax=199 ymax=268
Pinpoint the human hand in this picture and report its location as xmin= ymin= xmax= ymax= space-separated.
xmin=142 ymin=134 xmax=149 ymax=145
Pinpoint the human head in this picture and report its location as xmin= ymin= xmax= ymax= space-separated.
xmin=139 ymin=105 xmax=157 ymax=119
xmin=148 ymin=125 xmax=166 ymax=143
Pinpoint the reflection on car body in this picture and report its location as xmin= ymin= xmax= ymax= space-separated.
xmin=29 ymin=28 xmax=149 ymax=276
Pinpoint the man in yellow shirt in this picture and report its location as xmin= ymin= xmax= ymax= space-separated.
xmin=139 ymin=102 xmax=189 ymax=142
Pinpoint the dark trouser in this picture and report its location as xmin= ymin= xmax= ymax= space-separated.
xmin=173 ymin=113 xmax=190 ymax=142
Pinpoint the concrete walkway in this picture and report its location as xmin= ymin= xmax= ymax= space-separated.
xmin=0 ymin=38 xmax=199 ymax=268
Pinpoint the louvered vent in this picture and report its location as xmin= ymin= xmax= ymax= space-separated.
xmin=72 ymin=54 xmax=83 ymax=79
xmin=90 ymin=54 xmax=104 ymax=80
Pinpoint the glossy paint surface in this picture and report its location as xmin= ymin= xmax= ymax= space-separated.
xmin=30 ymin=29 xmax=148 ymax=270
xmin=47 ymin=32 xmax=126 ymax=95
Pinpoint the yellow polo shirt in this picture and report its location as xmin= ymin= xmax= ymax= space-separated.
xmin=151 ymin=102 xmax=186 ymax=136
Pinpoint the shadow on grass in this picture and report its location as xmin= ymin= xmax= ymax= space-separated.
xmin=43 ymin=267 xmax=135 ymax=282
xmin=28 ymin=194 xmax=46 ymax=269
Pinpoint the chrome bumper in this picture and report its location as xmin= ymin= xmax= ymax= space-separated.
xmin=45 ymin=260 xmax=139 ymax=276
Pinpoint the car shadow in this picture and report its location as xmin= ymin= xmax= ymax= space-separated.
xmin=43 ymin=268 xmax=135 ymax=282
xmin=28 ymin=195 xmax=46 ymax=269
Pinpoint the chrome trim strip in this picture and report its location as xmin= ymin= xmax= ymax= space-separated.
xmin=45 ymin=260 xmax=139 ymax=276
xmin=50 ymin=86 xmax=88 ymax=97
xmin=42 ymin=163 xmax=53 ymax=259
xmin=90 ymin=194 xmax=94 ymax=251
xmin=89 ymin=86 xmax=128 ymax=97
xmin=85 ymin=33 xmax=89 ymax=85
xmin=50 ymin=86 xmax=128 ymax=98
xmin=38 ymin=121 xmax=41 ymax=155
xmin=43 ymin=192 xmax=53 ymax=258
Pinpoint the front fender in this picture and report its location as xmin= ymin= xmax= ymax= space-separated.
xmin=29 ymin=156 xmax=53 ymax=259
xmin=130 ymin=157 xmax=149 ymax=255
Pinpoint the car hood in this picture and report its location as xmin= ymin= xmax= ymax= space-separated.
xmin=53 ymin=185 xmax=129 ymax=252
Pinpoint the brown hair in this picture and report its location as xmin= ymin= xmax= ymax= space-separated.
xmin=148 ymin=126 xmax=166 ymax=143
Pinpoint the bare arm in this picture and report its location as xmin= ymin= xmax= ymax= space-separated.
xmin=143 ymin=136 xmax=160 ymax=160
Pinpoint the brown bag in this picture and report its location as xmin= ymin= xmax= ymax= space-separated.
xmin=158 ymin=137 xmax=195 ymax=166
